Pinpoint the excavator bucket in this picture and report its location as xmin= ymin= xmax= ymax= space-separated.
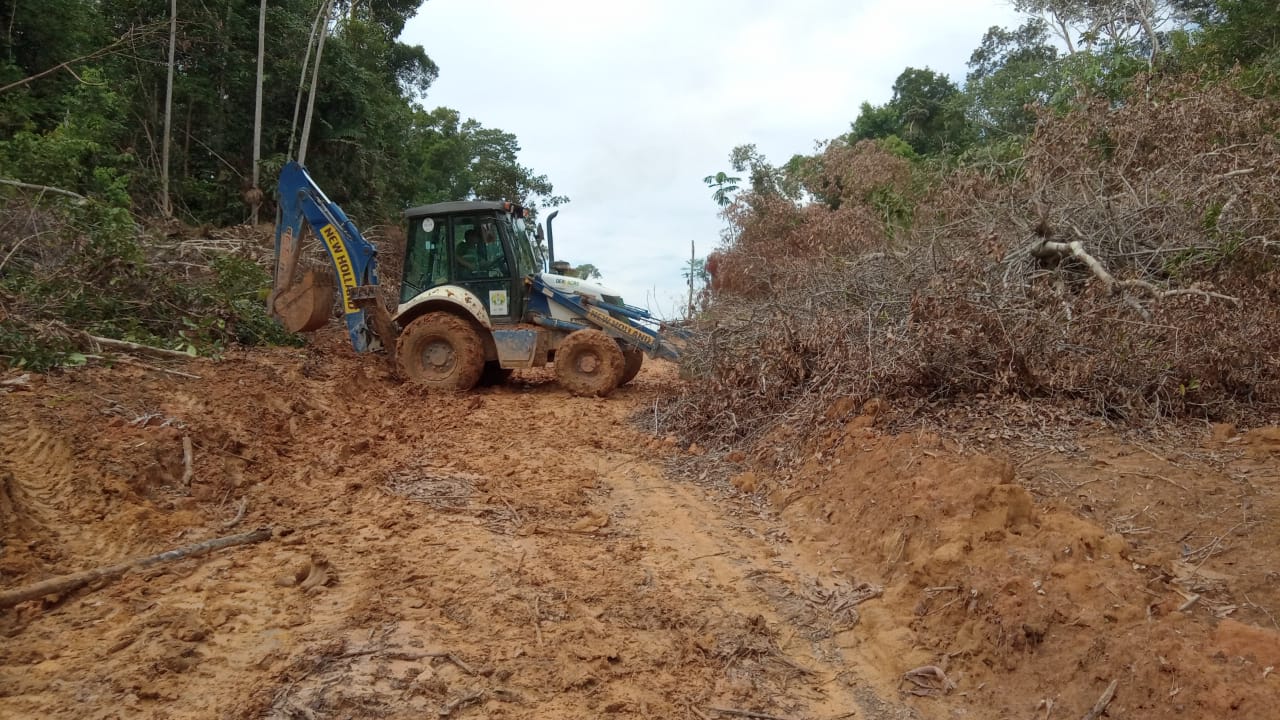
xmin=272 ymin=269 xmax=335 ymax=333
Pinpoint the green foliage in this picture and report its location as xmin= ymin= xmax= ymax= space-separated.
xmin=210 ymin=254 xmax=303 ymax=347
xmin=966 ymin=20 xmax=1062 ymax=137
xmin=877 ymin=135 xmax=919 ymax=161
xmin=731 ymin=144 xmax=789 ymax=198
xmin=0 ymin=194 xmax=301 ymax=370
xmin=849 ymin=101 xmax=899 ymax=142
xmin=703 ymin=171 xmax=741 ymax=207
xmin=0 ymin=0 xmax=558 ymax=370
xmin=1 ymin=0 xmax=560 ymax=223
xmin=0 ymin=322 xmax=79 ymax=372
xmin=572 ymin=263 xmax=602 ymax=280
xmin=868 ymin=186 xmax=914 ymax=237
xmin=0 ymin=67 xmax=133 ymax=201
xmin=849 ymin=67 xmax=971 ymax=157
xmin=682 ymin=256 xmax=708 ymax=285
xmin=1185 ymin=0 xmax=1280 ymax=87
xmin=398 ymin=107 xmax=565 ymax=215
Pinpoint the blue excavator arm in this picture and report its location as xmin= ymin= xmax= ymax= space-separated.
xmin=270 ymin=161 xmax=387 ymax=353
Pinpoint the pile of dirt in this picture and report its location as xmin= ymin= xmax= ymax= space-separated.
xmin=740 ymin=399 xmax=1280 ymax=718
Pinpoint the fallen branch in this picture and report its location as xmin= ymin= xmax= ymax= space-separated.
xmin=181 ymin=435 xmax=194 ymax=487
xmin=85 ymin=333 xmax=195 ymax=360
xmin=384 ymin=650 xmax=476 ymax=675
xmin=222 ymin=497 xmax=248 ymax=529
xmin=1081 ymin=679 xmax=1118 ymax=720
xmin=112 ymin=354 xmax=201 ymax=379
xmin=1032 ymin=235 xmax=1239 ymax=308
xmin=1036 ymin=237 xmax=1117 ymax=293
xmin=1118 ymin=279 xmax=1240 ymax=306
xmin=902 ymin=665 xmax=956 ymax=696
xmin=439 ymin=689 xmax=484 ymax=718
xmin=0 ymin=178 xmax=87 ymax=202
xmin=0 ymin=526 xmax=272 ymax=609
xmin=706 ymin=707 xmax=792 ymax=720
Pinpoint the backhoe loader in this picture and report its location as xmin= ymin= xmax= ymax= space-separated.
xmin=268 ymin=162 xmax=683 ymax=396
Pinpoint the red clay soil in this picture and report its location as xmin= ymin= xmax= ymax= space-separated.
xmin=1 ymin=329 xmax=1277 ymax=719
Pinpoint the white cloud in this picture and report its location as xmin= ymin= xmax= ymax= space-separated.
xmin=403 ymin=0 xmax=1023 ymax=317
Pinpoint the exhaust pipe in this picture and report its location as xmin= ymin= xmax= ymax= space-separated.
xmin=546 ymin=210 xmax=559 ymax=265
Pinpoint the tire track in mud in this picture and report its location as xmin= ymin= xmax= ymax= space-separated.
xmin=0 ymin=415 xmax=149 ymax=571
xmin=226 ymin=369 xmax=912 ymax=719
xmin=0 ymin=420 xmax=81 ymax=529
xmin=591 ymin=450 xmax=913 ymax=719
xmin=0 ymin=355 xmax=918 ymax=720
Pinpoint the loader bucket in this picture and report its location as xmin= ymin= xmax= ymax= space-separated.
xmin=272 ymin=270 xmax=335 ymax=333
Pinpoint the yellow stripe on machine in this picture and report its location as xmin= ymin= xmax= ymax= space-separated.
xmin=319 ymin=224 xmax=358 ymax=313
xmin=585 ymin=306 xmax=654 ymax=348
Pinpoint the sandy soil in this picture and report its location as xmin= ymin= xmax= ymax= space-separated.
xmin=2 ymin=328 xmax=1277 ymax=719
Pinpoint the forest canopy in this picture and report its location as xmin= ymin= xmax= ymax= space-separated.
xmin=0 ymin=0 xmax=564 ymax=224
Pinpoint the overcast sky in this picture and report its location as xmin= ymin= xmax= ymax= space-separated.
xmin=403 ymin=0 xmax=1023 ymax=318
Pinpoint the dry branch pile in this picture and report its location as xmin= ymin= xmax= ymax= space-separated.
xmin=0 ymin=196 xmax=299 ymax=367
xmin=668 ymin=76 xmax=1280 ymax=453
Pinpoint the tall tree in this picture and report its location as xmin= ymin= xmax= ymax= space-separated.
xmin=1 ymin=0 xmax=563 ymax=223
xmin=572 ymin=263 xmax=601 ymax=280
xmin=161 ymin=0 xmax=176 ymax=216
xmin=703 ymin=171 xmax=741 ymax=207
xmin=850 ymin=67 xmax=969 ymax=156
xmin=296 ymin=0 xmax=330 ymax=165
xmin=251 ymin=0 xmax=266 ymax=224
xmin=966 ymin=20 xmax=1062 ymax=137
xmin=1013 ymin=0 xmax=1193 ymax=65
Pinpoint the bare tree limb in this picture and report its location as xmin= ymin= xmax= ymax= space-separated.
xmin=1032 ymin=234 xmax=1240 ymax=308
xmin=0 ymin=527 xmax=272 ymax=609
xmin=0 ymin=25 xmax=163 ymax=95
xmin=0 ymin=178 xmax=87 ymax=202
xmin=82 ymin=333 xmax=195 ymax=360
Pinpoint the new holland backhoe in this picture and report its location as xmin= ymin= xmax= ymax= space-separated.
xmin=267 ymin=162 xmax=683 ymax=396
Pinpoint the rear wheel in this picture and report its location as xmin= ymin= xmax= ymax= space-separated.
xmin=395 ymin=313 xmax=486 ymax=391
xmin=618 ymin=345 xmax=644 ymax=386
xmin=555 ymin=329 xmax=624 ymax=397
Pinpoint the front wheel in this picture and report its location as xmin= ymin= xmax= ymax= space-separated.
xmin=618 ymin=345 xmax=644 ymax=386
xmin=555 ymin=329 xmax=624 ymax=397
xmin=395 ymin=313 xmax=486 ymax=391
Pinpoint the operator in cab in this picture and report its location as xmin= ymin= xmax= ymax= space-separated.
xmin=456 ymin=225 xmax=503 ymax=276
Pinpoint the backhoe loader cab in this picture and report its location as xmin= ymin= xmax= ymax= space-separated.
xmin=400 ymin=201 xmax=540 ymax=322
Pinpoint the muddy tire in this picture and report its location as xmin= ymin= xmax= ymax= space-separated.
xmin=479 ymin=361 xmax=513 ymax=386
xmin=395 ymin=313 xmax=486 ymax=391
xmin=555 ymin=329 xmax=624 ymax=397
xmin=618 ymin=345 xmax=644 ymax=386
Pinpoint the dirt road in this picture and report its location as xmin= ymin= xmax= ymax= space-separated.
xmin=2 ymin=330 xmax=1278 ymax=719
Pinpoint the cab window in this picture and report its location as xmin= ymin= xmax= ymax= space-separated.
xmin=452 ymin=216 xmax=509 ymax=280
xmin=505 ymin=215 xmax=538 ymax=277
xmin=402 ymin=215 xmax=450 ymax=303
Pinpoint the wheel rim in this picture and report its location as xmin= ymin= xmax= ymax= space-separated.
xmin=576 ymin=351 xmax=601 ymax=374
xmin=420 ymin=338 xmax=456 ymax=378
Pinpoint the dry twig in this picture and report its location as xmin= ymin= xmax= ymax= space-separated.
xmin=1081 ymin=679 xmax=1118 ymax=720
